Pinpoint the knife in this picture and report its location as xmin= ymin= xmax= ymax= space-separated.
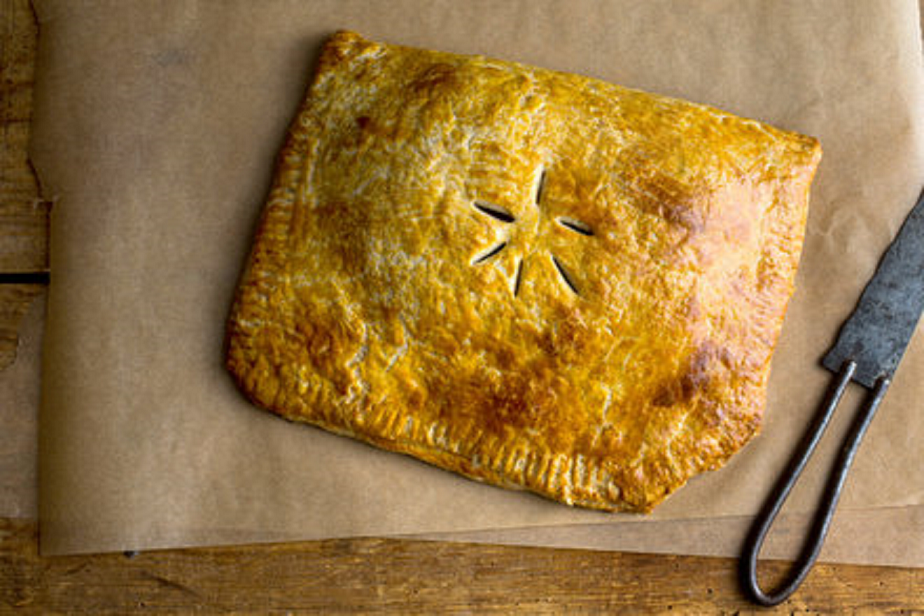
xmin=741 ymin=186 xmax=924 ymax=606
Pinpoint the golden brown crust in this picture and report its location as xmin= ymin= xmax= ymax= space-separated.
xmin=226 ymin=30 xmax=821 ymax=512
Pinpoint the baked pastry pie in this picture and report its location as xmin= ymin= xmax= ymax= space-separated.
xmin=226 ymin=31 xmax=821 ymax=512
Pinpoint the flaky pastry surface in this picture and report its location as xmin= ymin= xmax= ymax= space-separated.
xmin=226 ymin=31 xmax=821 ymax=512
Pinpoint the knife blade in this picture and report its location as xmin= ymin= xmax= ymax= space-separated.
xmin=823 ymin=187 xmax=924 ymax=387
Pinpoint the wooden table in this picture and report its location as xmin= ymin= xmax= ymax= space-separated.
xmin=2 ymin=1 xmax=922 ymax=611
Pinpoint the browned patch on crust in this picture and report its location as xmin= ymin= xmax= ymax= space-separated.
xmin=652 ymin=341 xmax=735 ymax=408
xmin=411 ymin=63 xmax=460 ymax=94
xmin=619 ymin=147 xmax=708 ymax=233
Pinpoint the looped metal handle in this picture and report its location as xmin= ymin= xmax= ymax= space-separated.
xmin=740 ymin=360 xmax=890 ymax=606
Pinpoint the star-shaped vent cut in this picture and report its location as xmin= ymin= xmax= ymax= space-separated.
xmin=471 ymin=167 xmax=594 ymax=298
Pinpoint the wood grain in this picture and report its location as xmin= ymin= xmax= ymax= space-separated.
xmin=0 ymin=284 xmax=41 ymax=370
xmin=2 ymin=519 xmax=923 ymax=613
xmin=0 ymin=0 xmax=49 ymax=274
xmin=1 ymin=0 xmax=923 ymax=612
xmin=0 ymin=0 xmax=47 ymax=372
xmin=1 ymin=0 xmax=47 ymax=355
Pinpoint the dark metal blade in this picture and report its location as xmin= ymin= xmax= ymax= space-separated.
xmin=823 ymin=187 xmax=924 ymax=388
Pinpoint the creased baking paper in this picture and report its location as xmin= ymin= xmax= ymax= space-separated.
xmin=419 ymin=505 xmax=924 ymax=568
xmin=33 ymin=0 xmax=924 ymax=554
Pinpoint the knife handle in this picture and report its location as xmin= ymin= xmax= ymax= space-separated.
xmin=740 ymin=360 xmax=890 ymax=606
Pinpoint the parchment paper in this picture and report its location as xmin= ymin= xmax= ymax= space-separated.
xmin=33 ymin=0 xmax=924 ymax=555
